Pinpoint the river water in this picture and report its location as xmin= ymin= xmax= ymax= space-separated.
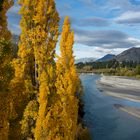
xmin=80 ymin=74 xmax=140 ymax=140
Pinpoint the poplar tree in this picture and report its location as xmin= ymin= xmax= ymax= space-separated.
xmin=32 ymin=0 xmax=59 ymax=139
xmin=0 ymin=1 xmax=13 ymax=140
xmin=0 ymin=0 xmax=13 ymax=90
xmin=10 ymin=1 xmax=38 ymax=138
xmin=11 ymin=0 xmax=36 ymax=99
xmin=11 ymin=0 xmax=59 ymax=139
xmin=55 ymin=16 xmax=79 ymax=140
xmin=0 ymin=0 xmax=13 ymax=39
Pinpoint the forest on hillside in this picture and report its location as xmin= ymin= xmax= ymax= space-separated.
xmin=0 ymin=0 xmax=88 ymax=140
xmin=76 ymin=59 xmax=140 ymax=77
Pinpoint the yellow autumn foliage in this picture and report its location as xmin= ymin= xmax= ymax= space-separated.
xmin=0 ymin=0 xmax=13 ymax=39
xmin=9 ymin=0 xmax=38 ymax=139
xmin=7 ymin=0 xmax=80 ymax=140
xmin=55 ymin=16 xmax=79 ymax=140
xmin=34 ymin=0 xmax=59 ymax=139
xmin=0 ymin=1 xmax=14 ymax=140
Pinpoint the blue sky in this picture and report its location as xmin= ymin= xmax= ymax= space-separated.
xmin=7 ymin=0 xmax=140 ymax=59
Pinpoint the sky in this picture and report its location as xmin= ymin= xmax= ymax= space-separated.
xmin=7 ymin=0 xmax=140 ymax=59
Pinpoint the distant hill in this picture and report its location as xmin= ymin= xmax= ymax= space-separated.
xmin=75 ymin=57 xmax=96 ymax=64
xmin=96 ymin=54 xmax=115 ymax=62
xmin=96 ymin=48 xmax=140 ymax=62
xmin=116 ymin=47 xmax=140 ymax=62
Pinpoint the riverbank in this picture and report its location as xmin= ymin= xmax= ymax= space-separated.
xmin=80 ymin=74 xmax=140 ymax=140
xmin=114 ymin=104 xmax=140 ymax=119
xmin=97 ymin=75 xmax=140 ymax=118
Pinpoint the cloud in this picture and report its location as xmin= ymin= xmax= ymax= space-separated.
xmin=74 ymin=17 xmax=110 ymax=27
xmin=59 ymin=17 xmax=110 ymax=28
xmin=74 ymin=29 xmax=140 ymax=49
xmin=115 ymin=11 xmax=140 ymax=24
xmin=107 ymin=0 xmax=140 ymax=11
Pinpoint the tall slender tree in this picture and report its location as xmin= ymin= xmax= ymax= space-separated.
xmin=11 ymin=0 xmax=59 ymax=139
xmin=0 ymin=0 xmax=13 ymax=39
xmin=0 ymin=1 xmax=13 ymax=140
xmin=11 ymin=0 xmax=36 ymax=98
xmin=10 ymin=1 xmax=39 ymax=139
xmin=55 ymin=16 xmax=79 ymax=140
xmin=0 ymin=0 xmax=13 ymax=90
xmin=34 ymin=0 xmax=59 ymax=139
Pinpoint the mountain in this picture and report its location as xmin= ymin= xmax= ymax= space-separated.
xmin=75 ymin=57 xmax=96 ymax=64
xmin=96 ymin=54 xmax=115 ymax=62
xmin=116 ymin=47 xmax=140 ymax=62
xmin=96 ymin=47 xmax=140 ymax=62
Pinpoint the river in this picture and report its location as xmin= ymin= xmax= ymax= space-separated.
xmin=80 ymin=74 xmax=140 ymax=140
